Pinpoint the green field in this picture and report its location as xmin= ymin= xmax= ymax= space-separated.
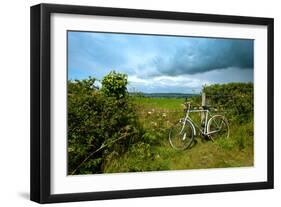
xmin=103 ymin=96 xmax=254 ymax=173
xmin=134 ymin=97 xmax=185 ymax=110
xmin=133 ymin=97 xmax=185 ymax=130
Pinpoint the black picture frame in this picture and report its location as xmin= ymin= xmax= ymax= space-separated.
xmin=30 ymin=3 xmax=274 ymax=204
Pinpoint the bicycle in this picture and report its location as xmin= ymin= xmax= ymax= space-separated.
xmin=169 ymin=101 xmax=229 ymax=150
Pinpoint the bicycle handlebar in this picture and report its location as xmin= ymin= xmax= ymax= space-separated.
xmin=184 ymin=101 xmax=213 ymax=111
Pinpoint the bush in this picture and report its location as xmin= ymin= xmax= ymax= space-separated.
xmin=67 ymin=73 xmax=143 ymax=175
xmin=202 ymin=82 xmax=253 ymax=123
xmin=101 ymin=71 xmax=128 ymax=99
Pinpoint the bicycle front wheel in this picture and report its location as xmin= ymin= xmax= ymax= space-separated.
xmin=207 ymin=115 xmax=229 ymax=141
xmin=169 ymin=120 xmax=194 ymax=150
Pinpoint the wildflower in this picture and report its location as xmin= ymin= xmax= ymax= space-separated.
xmin=151 ymin=121 xmax=157 ymax=126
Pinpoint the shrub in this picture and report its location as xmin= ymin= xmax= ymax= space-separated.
xmin=101 ymin=71 xmax=128 ymax=99
xmin=202 ymin=82 xmax=253 ymax=123
xmin=67 ymin=74 xmax=143 ymax=175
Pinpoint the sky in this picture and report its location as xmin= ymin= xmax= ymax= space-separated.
xmin=68 ymin=31 xmax=254 ymax=94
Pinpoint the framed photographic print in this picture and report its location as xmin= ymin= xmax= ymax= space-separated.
xmin=30 ymin=3 xmax=274 ymax=203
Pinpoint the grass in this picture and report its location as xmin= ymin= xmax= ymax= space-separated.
xmin=133 ymin=97 xmax=185 ymax=110
xmin=103 ymin=96 xmax=254 ymax=173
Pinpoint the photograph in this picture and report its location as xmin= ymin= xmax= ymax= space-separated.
xmin=67 ymin=31 xmax=254 ymax=175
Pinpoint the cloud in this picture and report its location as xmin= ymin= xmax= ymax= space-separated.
xmin=142 ymin=38 xmax=254 ymax=76
xmin=128 ymin=75 xmax=207 ymax=93
xmin=127 ymin=67 xmax=253 ymax=93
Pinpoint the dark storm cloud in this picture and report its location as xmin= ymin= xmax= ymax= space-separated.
xmin=148 ymin=39 xmax=253 ymax=76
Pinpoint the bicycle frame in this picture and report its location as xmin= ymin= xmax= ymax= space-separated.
xmin=182 ymin=102 xmax=212 ymax=136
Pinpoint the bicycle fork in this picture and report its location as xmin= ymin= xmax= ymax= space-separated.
xmin=179 ymin=119 xmax=187 ymax=140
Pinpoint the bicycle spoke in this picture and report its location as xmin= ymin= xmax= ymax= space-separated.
xmin=207 ymin=115 xmax=229 ymax=140
xmin=169 ymin=121 xmax=194 ymax=150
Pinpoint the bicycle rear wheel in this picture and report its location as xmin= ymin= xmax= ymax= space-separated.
xmin=207 ymin=115 xmax=229 ymax=140
xmin=169 ymin=120 xmax=194 ymax=150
